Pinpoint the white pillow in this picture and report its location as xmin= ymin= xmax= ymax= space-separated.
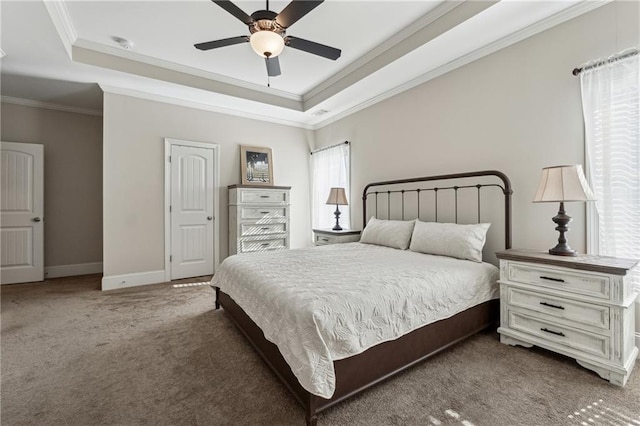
xmin=360 ymin=218 xmax=416 ymax=250
xmin=409 ymin=220 xmax=491 ymax=262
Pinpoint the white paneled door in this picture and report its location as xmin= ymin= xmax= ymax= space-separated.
xmin=0 ymin=142 xmax=44 ymax=284
xmin=170 ymin=144 xmax=215 ymax=280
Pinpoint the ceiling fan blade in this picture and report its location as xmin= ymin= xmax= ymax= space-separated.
xmin=212 ymin=1 xmax=253 ymax=25
xmin=265 ymin=57 xmax=281 ymax=77
xmin=195 ymin=36 xmax=249 ymax=51
xmin=275 ymin=1 xmax=323 ymax=28
xmin=285 ymin=36 xmax=341 ymax=60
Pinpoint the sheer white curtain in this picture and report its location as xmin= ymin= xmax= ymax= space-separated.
xmin=581 ymin=51 xmax=639 ymax=290
xmin=311 ymin=143 xmax=351 ymax=230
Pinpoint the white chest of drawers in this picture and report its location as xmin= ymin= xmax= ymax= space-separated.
xmin=228 ymin=185 xmax=291 ymax=255
xmin=496 ymin=249 xmax=638 ymax=386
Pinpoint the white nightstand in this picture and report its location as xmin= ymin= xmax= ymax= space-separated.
xmin=313 ymin=229 xmax=361 ymax=246
xmin=496 ymin=249 xmax=639 ymax=386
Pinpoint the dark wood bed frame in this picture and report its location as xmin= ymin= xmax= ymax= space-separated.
xmin=215 ymin=170 xmax=513 ymax=425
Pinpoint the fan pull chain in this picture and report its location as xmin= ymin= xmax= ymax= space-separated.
xmin=265 ymin=54 xmax=272 ymax=87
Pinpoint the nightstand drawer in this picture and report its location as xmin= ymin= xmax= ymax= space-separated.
xmin=508 ymin=311 xmax=609 ymax=359
xmin=240 ymin=238 xmax=287 ymax=253
xmin=508 ymin=263 xmax=610 ymax=300
xmin=315 ymin=234 xmax=333 ymax=245
xmin=239 ymin=189 xmax=289 ymax=204
xmin=315 ymin=234 xmax=351 ymax=245
xmin=240 ymin=207 xmax=288 ymax=220
xmin=313 ymin=229 xmax=361 ymax=246
xmin=240 ymin=223 xmax=287 ymax=237
xmin=507 ymin=288 xmax=610 ymax=330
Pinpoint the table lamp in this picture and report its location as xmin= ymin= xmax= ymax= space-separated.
xmin=533 ymin=165 xmax=596 ymax=256
xmin=326 ymin=187 xmax=348 ymax=231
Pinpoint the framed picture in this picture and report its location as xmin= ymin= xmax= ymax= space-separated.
xmin=240 ymin=145 xmax=274 ymax=186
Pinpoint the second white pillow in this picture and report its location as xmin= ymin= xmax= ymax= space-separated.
xmin=409 ymin=220 xmax=490 ymax=262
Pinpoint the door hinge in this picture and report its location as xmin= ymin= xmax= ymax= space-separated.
xmin=170 ymin=255 xmax=173 ymax=262
xmin=169 ymin=155 xmax=172 ymax=162
xmin=169 ymin=205 xmax=172 ymax=212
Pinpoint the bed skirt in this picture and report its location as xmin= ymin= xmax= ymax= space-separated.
xmin=217 ymin=288 xmax=499 ymax=425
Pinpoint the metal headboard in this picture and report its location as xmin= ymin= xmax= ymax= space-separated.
xmin=362 ymin=170 xmax=513 ymax=250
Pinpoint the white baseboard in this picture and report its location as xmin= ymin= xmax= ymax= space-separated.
xmin=101 ymin=270 xmax=166 ymax=291
xmin=45 ymin=262 xmax=103 ymax=279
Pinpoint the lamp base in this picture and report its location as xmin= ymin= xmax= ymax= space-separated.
xmin=548 ymin=245 xmax=577 ymax=256
xmin=548 ymin=201 xmax=577 ymax=257
xmin=332 ymin=205 xmax=342 ymax=231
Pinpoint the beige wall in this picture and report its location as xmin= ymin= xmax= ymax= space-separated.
xmin=102 ymin=93 xmax=312 ymax=277
xmin=0 ymin=102 xmax=103 ymax=268
xmin=314 ymin=1 xmax=640 ymax=331
xmin=315 ymin=1 xmax=638 ymax=253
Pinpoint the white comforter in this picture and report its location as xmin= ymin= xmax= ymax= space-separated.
xmin=211 ymin=243 xmax=499 ymax=398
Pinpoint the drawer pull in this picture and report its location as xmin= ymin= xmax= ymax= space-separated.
xmin=261 ymin=227 xmax=270 ymax=230
xmin=540 ymin=301 xmax=565 ymax=310
xmin=321 ymin=238 xmax=329 ymax=242
xmin=539 ymin=276 xmax=565 ymax=283
xmin=260 ymin=211 xmax=269 ymax=214
xmin=541 ymin=327 xmax=565 ymax=337
xmin=261 ymin=243 xmax=270 ymax=246
xmin=260 ymin=195 xmax=270 ymax=198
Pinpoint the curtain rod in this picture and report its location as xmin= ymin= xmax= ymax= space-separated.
xmin=572 ymin=49 xmax=638 ymax=76
xmin=310 ymin=141 xmax=349 ymax=155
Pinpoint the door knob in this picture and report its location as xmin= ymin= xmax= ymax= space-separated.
xmin=32 ymin=217 xmax=42 ymax=222
xmin=207 ymin=216 xmax=213 ymax=221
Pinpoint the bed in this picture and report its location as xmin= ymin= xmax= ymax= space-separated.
xmin=213 ymin=170 xmax=512 ymax=425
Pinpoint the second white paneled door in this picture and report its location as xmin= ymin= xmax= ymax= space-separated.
xmin=0 ymin=142 xmax=44 ymax=284
xmin=169 ymin=144 xmax=215 ymax=280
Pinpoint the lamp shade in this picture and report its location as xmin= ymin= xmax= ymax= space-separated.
xmin=249 ymin=31 xmax=285 ymax=58
xmin=326 ymin=187 xmax=348 ymax=205
xmin=532 ymin=165 xmax=596 ymax=203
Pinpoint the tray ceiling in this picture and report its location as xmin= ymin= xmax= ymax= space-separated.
xmin=0 ymin=1 xmax=605 ymax=128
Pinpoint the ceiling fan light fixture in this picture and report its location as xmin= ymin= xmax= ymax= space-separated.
xmin=250 ymin=31 xmax=285 ymax=58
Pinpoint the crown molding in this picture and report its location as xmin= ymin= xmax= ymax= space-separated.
xmin=99 ymin=85 xmax=314 ymax=130
xmin=43 ymin=0 xmax=77 ymax=59
xmin=73 ymin=42 xmax=303 ymax=112
xmin=311 ymin=0 xmax=611 ymax=130
xmin=0 ymin=96 xmax=102 ymax=117
xmin=74 ymin=39 xmax=301 ymax=104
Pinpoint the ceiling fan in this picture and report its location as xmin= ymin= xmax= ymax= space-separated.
xmin=195 ymin=0 xmax=341 ymax=78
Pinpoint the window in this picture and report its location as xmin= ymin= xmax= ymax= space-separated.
xmin=310 ymin=142 xmax=351 ymax=230
xmin=581 ymin=51 xmax=639 ymax=290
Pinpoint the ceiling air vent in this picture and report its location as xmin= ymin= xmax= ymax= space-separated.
xmin=112 ymin=37 xmax=134 ymax=50
xmin=312 ymin=109 xmax=329 ymax=117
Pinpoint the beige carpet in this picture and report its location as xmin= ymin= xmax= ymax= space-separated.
xmin=1 ymin=275 xmax=639 ymax=426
